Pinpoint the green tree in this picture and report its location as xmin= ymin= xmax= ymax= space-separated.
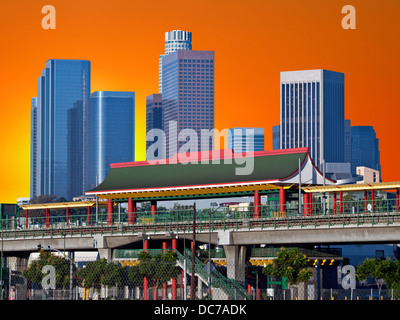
xmin=262 ymin=248 xmax=312 ymax=285
xmin=22 ymin=250 xmax=72 ymax=288
xmin=356 ymin=257 xmax=400 ymax=297
xmin=128 ymin=251 xmax=180 ymax=296
xmin=77 ymin=258 xmax=125 ymax=297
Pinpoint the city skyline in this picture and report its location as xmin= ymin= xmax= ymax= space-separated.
xmin=1 ymin=1 xmax=399 ymax=203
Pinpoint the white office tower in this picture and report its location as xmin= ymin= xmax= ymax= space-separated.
xmin=280 ymin=69 xmax=345 ymax=171
xmin=159 ymin=30 xmax=192 ymax=93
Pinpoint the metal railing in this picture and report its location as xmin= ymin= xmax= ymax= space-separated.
xmin=1 ymin=197 xmax=400 ymax=239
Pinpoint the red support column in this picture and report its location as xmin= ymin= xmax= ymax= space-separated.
xmin=371 ymin=189 xmax=375 ymax=213
xmin=25 ymin=209 xmax=29 ymax=229
xmin=181 ymin=270 xmax=185 ymax=299
xmin=172 ymin=238 xmax=177 ymax=300
xmin=333 ymin=193 xmax=337 ymax=215
xmin=364 ymin=191 xmax=368 ymax=214
xmin=107 ymin=199 xmax=113 ymax=225
xmin=396 ymin=189 xmax=399 ymax=212
xmin=302 ymin=193 xmax=310 ymax=216
xmin=66 ymin=207 xmax=70 ymax=226
xmin=87 ymin=206 xmax=91 ymax=225
xmin=128 ymin=198 xmax=134 ymax=225
xmin=191 ymin=241 xmax=195 ymax=298
xmin=45 ymin=208 xmax=50 ymax=228
xmin=144 ymin=239 xmax=149 ymax=300
xmin=247 ymin=275 xmax=252 ymax=295
xmin=254 ymin=190 xmax=261 ymax=218
xmin=340 ymin=191 xmax=343 ymax=215
xmin=151 ymin=200 xmax=157 ymax=216
xmin=162 ymin=241 xmax=167 ymax=299
xmin=133 ymin=201 xmax=137 ymax=224
xmin=279 ymin=187 xmax=286 ymax=215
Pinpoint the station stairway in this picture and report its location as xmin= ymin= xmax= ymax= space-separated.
xmin=176 ymin=249 xmax=252 ymax=300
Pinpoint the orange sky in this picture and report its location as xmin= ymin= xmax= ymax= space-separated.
xmin=0 ymin=0 xmax=399 ymax=203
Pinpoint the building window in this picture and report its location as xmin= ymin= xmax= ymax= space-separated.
xmin=375 ymin=250 xmax=384 ymax=259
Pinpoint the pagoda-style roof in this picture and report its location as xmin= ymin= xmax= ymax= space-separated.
xmin=85 ymin=148 xmax=335 ymax=200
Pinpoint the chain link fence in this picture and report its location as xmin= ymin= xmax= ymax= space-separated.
xmin=2 ymin=251 xmax=399 ymax=301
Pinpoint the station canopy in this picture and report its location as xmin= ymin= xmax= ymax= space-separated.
xmin=302 ymin=181 xmax=400 ymax=193
xmin=85 ymin=148 xmax=335 ymax=201
xmin=20 ymin=201 xmax=108 ymax=211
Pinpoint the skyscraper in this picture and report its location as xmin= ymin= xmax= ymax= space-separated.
xmin=67 ymin=101 xmax=84 ymax=200
xmin=33 ymin=59 xmax=90 ymax=200
xmin=159 ymin=30 xmax=192 ymax=93
xmin=272 ymin=125 xmax=280 ymax=150
xmin=146 ymin=94 xmax=164 ymax=160
xmin=85 ymin=91 xmax=135 ymax=190
xmin=344 ymin=119 xmax=352 ymax=164
xmin=351 ymin=126 xmax=381 ymax=177
xmin=228 ymin=128 xmax=264 ymax=153
xmin=30 ymin=98 xmax=38 ymax=199
xmin=279 ymin=69 xmax=345 ymax=170
xmin=161 ymin=50 xmax=215 ymax=158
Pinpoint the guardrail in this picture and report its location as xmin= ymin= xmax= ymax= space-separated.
xmin=1 ymin=198 xmax=400 ymax=240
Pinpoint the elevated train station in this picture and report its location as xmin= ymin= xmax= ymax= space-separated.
xmin=8 ymin=147 xmax=400 ymax=300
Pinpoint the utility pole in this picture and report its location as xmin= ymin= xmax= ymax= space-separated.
xmin=191 ymin=202 xmax=196 ymax=300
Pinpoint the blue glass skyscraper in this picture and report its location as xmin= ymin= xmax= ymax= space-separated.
xmin=67 ymin=101 xmax=84 ymax=200
xmin=280 ymin=69 xmax=345 ymax=170
xmin=33 ymin=59 xmax=90 ymax=200
xmin=30 ymin=98 xmax=38 ymax=199
xmin=85 ymin=91 xmax=135 ymax=190
xmin=351 ymin=126 xmax=381 ymax=176
xmin=228 ymin=128 xmax=264 ymax=153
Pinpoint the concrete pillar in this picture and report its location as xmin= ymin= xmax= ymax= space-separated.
xmin=7 ymin=256 xmax=29 ymax=300
xmin=254 ymin=190 xmax=261 ymax=218
xmin=98 ymin=248 xmax=112 ymax=261
xmin=223 ymin=245 xmax=247 ymax=284
xmin=198 ymin=278 xmax=203 ymax=299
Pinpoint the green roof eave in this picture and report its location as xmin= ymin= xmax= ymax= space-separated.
xmin=86 ymin=149 xmax=309 ymax=195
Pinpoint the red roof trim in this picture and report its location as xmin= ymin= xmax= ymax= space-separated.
xmin=110 ymin=147 xmax=310 ymax=169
